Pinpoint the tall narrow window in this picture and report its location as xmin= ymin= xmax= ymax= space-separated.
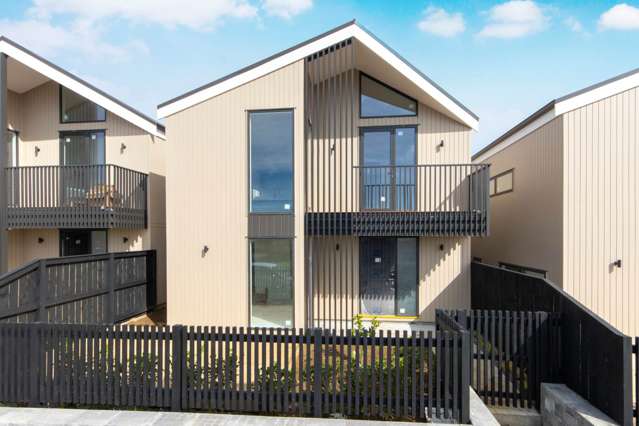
xmin=60 ymin=131 xmax=105 ymax=166
xmin=60 ymin=85 xmax=106 ymax=123
xmin=250 ymin=239 xmax=293 ymax=327
xmin=249 ymin=110 xmax=294 ymax=213
xmin=5 ymin=130 xmax=18 ymax=167
xmin=60 ymin=131 xmax=106 ymax=207
xmin=360 ymin=74 xmax=417 ymax=118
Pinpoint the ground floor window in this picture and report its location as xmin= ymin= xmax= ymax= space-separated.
xmin=249 ymin=239 xmax=293 ymax=328
xmin=60 ymin=229 xmax=107 ymax=257
xmin=359 ymin=237 xmax=417 ymax=316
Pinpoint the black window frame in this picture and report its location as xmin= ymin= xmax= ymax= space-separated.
xmin=59 ymin=84 xmax=107 ymax=124
xmin=247 ymin=108 xmax=295 ymax=215
xmin=359 ymin=72 xmax=419 ymax=119
xmin=59 ymin=228 xmax=109 ymax=257
xmin=247 ymin=237 xmax=295 ymax=328
xmin=59 ymin=129 xmax=106 ymax=166
xmin=490 ymin=168 xmax=514 ymax=197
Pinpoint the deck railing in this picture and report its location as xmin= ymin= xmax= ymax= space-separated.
xmin=0 ymin=250 xmax=156 ymax=324
xmin=5 ymin=164 xmax=148 ymax=229
xmin=306 ymin=164 xmax=490 ymax=236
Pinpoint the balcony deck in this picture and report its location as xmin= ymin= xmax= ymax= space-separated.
xmin=5 ymin=164 xmax=147 ymax=229
xmin=305 ymin=164 xmax=490 ymax=237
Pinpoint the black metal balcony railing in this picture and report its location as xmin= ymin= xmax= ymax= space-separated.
xmin=5 ymin=164 xmax=147 ymax=229
xmin=306 ymin=164 xmax=490 ymax=236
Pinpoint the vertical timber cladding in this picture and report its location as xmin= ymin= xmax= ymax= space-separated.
xmin=305 ymin=39 xmax=358 ymax=329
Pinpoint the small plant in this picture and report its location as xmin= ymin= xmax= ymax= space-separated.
xmin=353 ymin=314 xmax=380 ymax=337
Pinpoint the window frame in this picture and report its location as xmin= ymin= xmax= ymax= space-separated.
xmin=490 ymin=168 xmax=514 ymax=197
xmin=247 ymin=108 xmax=295 ymax=215
xmin=59 ymin=84 xmax=107 ymax=124
xmin=6 ymin=129 xmax=19 ymax=167
xmin=59 ymin=129 xmax=106 ymax=166
xmin=359 ymin=72 xmax=419 ymax=119
xmin=247 ymin=237 xmax=295 ymax=328
xmin=59 ymin=228 xmax=109 ymax=257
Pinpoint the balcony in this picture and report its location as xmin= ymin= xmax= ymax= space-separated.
xmin=5 ymin=164 xmax=147 ymax=229
xmin=305 ymin=164 xmax=490 ymax=236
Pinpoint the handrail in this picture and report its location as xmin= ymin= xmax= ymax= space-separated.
xmin=0 ymin=250 xmax=156 ymax=324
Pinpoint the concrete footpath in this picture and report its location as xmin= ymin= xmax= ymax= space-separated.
xmin=0 ymin=407 xmax=460 ymax=426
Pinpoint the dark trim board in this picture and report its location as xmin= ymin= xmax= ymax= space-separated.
xmin=305 ymin=211 xmax=488 ymax=237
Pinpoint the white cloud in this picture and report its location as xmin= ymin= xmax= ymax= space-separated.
xmin=28 ymin=0 xmax=258 ymax=31
xmin=0 ymin=18 xmax=147 ymax=62
xmin=478 ymin=0 xmax=549 ymax=38
xmin=262 ymin=0 xmax=313 ymax=19
xmin=564 ymin=16 xmax=586 ymax=33
xmin=598 ymin=3 xmax=639 ymax=31
xmin=418 ymin=6 xmax=465 ymax=37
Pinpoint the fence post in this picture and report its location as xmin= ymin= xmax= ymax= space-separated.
xmin=36 ymin=260 xmax=47 ymax=323
xmin=106 ymin=253 xmax=115 ymax=323
xmin=313 ymin=328 xmax=322 ymax=417
xmin=460 ymin=329 xmax=471 ymax=424
xmin=146 ymin=250 xmax=157 ymax=310
xmin=171 ymin=325 xmax=184 ymax=412
xmin=29 ymin=323 xmax=39 ymax=405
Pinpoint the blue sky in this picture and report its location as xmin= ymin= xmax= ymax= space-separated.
xmin=1 ymin=0 xmax=638 ymax=152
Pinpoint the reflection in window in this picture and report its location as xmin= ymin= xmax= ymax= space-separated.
xmin=249 ymin=110 xmax=294 ymax=213
xmin=60 ymin=229 xmax=107 ymax=257
xmin=360 ymin=74 xmax=417 ymax=118
xmin=60 ymin=85 xmax=106 ymax=123
xmin=60 ymin=131 xmax=105 ymax=166
xmin=5 ymin=130 xmax=18 ymax=167
xmin=250 ymin=239 xmax=293 ymax=328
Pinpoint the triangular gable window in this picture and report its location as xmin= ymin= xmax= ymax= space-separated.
xmin=360 ymin=73 xmax=417 ymax=118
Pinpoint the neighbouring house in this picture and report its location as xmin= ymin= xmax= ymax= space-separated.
xmin=159 ymin=21 xmax=490 ymax=329
xmin=0 ymin=36 xmax=168 ymax=304
xmin=472 ymin=67 xmax=639 ymax=336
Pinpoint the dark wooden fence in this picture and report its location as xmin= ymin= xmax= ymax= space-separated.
xmin=0 ymin=324 xmax=471 ymax=423
xmin=472 ymin=261 xmax=633 ymax=426
xmin=0 ymin=251 xmax=156 ymax=324
xmin=439 ymin=309 xmax=561 ymax=410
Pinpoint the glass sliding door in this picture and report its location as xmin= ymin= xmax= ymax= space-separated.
xmin=59 ymin=130 xmax=106 ymax=207
xmin=249 ymin=239 xmax=293 ymax=327
xmin=60 ymin=229 xmax=107 ymax=257
xmin=249 ymin=110 xmax=294 ymax=213
xmin=361 ymin=127 xmax=416 ymax=211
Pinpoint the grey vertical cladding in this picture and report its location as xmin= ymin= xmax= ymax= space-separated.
xmin=248 ymin=214 xmax=294 ymax=238
xmin=0 ymin=53 xmax=7 ymax=274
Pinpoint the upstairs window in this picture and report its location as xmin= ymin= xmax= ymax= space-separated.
xmin=249 ymin=110 xmax=294 ymax=213
xmin=360 ymin=74 xmax=417 ymax=118
xmin=60 ymin=85 xmax=106 ymax=123
xmin=490 ymin=169 xmax=514 ymax=197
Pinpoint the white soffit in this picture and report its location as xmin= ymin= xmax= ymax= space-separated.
xmin=0 ymin=38 xmax=165 ymax=139
xmin=157 ymin=23 xmax=479 ymax=130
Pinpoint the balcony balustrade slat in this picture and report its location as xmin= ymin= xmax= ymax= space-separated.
xmin=5 ymin=164 xmax=147 ymax=229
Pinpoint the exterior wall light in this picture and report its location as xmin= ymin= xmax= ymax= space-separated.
xmin=613 ymin=259 xmax=622 ymax=268
xmin=121 ymin=143 xmax=127 ymax=153
xmin=123 ymin=237 xmax=129 ymax=244
xmin=38 ymin=237 xmax=44 ymax=244
xmin=438 ymin=140 xmax=445 ymax=148
xmin=35 ymin=146 xmax=41 ymax=156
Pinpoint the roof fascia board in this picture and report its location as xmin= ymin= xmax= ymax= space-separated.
xmin=473 ymin=107 xmax=556 ymax=163
xmin=555 ymin=70 xmax=639 ymax=116
xmin=157 ymin=26 xmax=354 ymax=119
xmin=0 ymin=39 xmax=165 ymax=139
xmin=157 ymin=24 xmax=479 ymax=130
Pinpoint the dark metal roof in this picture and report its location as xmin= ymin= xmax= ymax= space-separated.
xmin=473 ymin=66 xmax=639 ymax=161
xmin=0 ymin=35 xmax=165 ymax=135
xmin=157 ymin=20 xmax=479 ymax=122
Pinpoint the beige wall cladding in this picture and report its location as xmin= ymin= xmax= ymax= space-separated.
xmin=7 ymin=229 xmax=59 ymax=270
xmin=562 ymin=86 xmax=639 ymax=336
xmin=420 ymin=237 xmax=471 ymax=322
xmin=472 ymin=117 xmax=564 ymax=284
xmin=165 ymin=60 xmax=305 ymax=327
